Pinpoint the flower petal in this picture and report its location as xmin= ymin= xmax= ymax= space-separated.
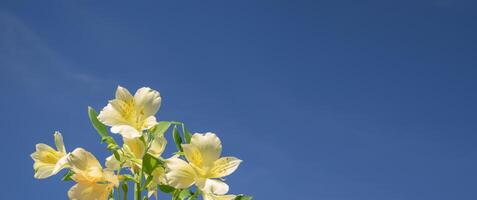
xmin=165 ymin=157 xmax=196 ymax=189
xmin=54 ymin=131 xmax=66 ymax=154
xmin=51 ymin=155 xmax=69 ymax=175
xmin=68 ymin=183 xmax=112 ymax=200
xmin=34 ymin=143 xmax=56 ymax=156
xmin=133 ymin=87 xmax=161 ymax=117
xmin=143 ymin=116 xmax=158 ymax=129
xmin=115 ymin=86 xmax=133 ymax=102
xmin=33 ymin=164 xmax=55 ymax=179
xmin=203 ymin=193 xmax=236 ymax=200
xmin=98 ymin=103 xmax=127 ymax=127
xmin=181 ymin=143 xmax=202 ymax=167
xmin=105 ymin=155 xmax=120 ymax=171
xmin=198 ymin=179 xmax=229 ymax=195
xmin=123 ymin=138 xmax=146 ymax=159
xmin=148 ymin=133 xmax=167 ymax=158
xmin=31 ymin=143 xmax=65 ymax=179
xmin=111 ymin=125 xmax=142 ymax=138
xmin=208 ymin=157 xmax=242 ymax=178
xmin=103 ymin=170 xmax=119 ymax=187
xmin=67 ymin=148 xmax=103 ymax=182
xmin=184 ymin=133 xmax=222 ymax=168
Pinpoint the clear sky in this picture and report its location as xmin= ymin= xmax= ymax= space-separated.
xmin=1 ymin=0 xmax=476 ymax=199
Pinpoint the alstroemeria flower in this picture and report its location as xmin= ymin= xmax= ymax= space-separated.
xmin=98 ymin=86 xmax=161 ymax=138
xmin=147 ymin=167 xmax=167 ymax=198
xmin=105 ymin=133 xmax=168 ymax=198
xmin=165 ymin=133 xmax=241 ymax=198
xmin=106 ymin=132 xmax=167 ymax=170
xmin=67 ymin=148 xmax=118 ymax=200
xmin=201 ymin=179 xmax=237 ymax=200
xmin=31 ymin=131 xmax=69 ymax=179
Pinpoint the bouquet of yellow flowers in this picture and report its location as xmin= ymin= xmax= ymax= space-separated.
xmin=31 ymin=86 xmax=252 ymax=200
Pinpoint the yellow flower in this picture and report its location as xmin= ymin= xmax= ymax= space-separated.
xmin=165 ymin=133 xmax=241 ymax=197
xmin=105 ymin=130 xmax=167 ymax=174
xmin=147 ymin=167 xmax=167 ymax=198
xmin=98 ymin=86 xmax=161 ymax=138
xmin=199 ymin=178 xmax=237 ymax=200
xmin=202 ymin=193 xmax=237 ymax=200
xmin=104 ymin=133 xmax=168 ymax=198
xmin=31 ymin=131 xmax=69 ymax=179
xmin=67 ymin=148 xmax=118 ymax=200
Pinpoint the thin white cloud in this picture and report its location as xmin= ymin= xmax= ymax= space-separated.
xmin=0 ymin=11 xmax=110 ymax=91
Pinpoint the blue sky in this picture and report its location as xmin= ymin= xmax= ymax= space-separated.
xmin=1 ymin=0 xmax=477 ymax=199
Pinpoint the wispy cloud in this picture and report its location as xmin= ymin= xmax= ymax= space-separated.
xmin=0 ymin=11 xmax=110 ymax=92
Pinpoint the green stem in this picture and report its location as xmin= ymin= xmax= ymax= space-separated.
xmin=116 ymin=165 xmax=124 ymax=200
xmin=117 ymin=182 xmax=121 ymax=200
xmin=135 ymin=172 xmax=142 ymax=200
xmin=122 ymin=182 xmax=128 ymax=200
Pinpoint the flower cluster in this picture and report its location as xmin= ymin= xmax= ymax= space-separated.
xmin=31 ymin=86 xmax=252 ymax=200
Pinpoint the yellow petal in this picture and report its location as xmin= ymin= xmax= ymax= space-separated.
xmin=33 ymin=143 xmax=57 ymax=158
xmin=123 ymin=138 xmax=145 ymax=159
xmin=183 ymin=133 xmax=222 ymax=168
xmin=67 ymin=148 xmax=103 ymax=182
xmin=115 ymin=86 xmax=133 ymax=102
xmin=147 ymin=167 xmax=166 ymax=198
xmin=202 ymin=193 xmax=236 ymax=200
xmin=105 ymin=155 xmax=120 ymax=171
xmin=51 ymin=155 xmax=69 ymax=175
xmin=54 ymin=131 xmax=66 ymax=154
xmin=148 ymin=133 xmax=167 ymax=158
xmin=68 ymin=182 xmax=112 ymax=200
xmin=143 ymin=116 xmax=158 ymax=129
xmin=31 ymin=143 xmax=66 ymax=179
xmin=111 ymin=125 xmax=142 ymax=138
xmin=97 ymin=103 xmax=127 ymax=127
xmin=152 ymin=167 xmax=166 ymax=183
xmin=208 ymin=157 xmax=242 ymax=178
xmin=182 ymin=143 xmax=202 ymax=168
xmin=103 ymin=170 xmax=119 ymax=187
xmin=33 ymin=164 xmax=55 ymax=179
xmin=133 ymin=87 xmax=161 ymax=117
xmin=165 ymin=156 xmax=196 ymax=189
xmin=197 ymin=179 xmax=229 ymax=195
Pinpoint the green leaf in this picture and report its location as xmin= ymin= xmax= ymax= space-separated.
xmin=235 ymin=195 xmax=253 ymax=200
xmin=113 ymin=150 xmax=121 ymax=161
xmin=142 ymin=175 xmax=154 ymax=190
xmin=121 ymin=182 xmax=128 ymax=200
xmin=173 ymin=151 xmax=185 ymax=156
xmin=88 ymin=107 xmax=121 ymax=158
xmin=170 ymin=121 xmax=183 ymax=125
xmin=109 ymin=189 xmax=114 ymax=200
xmin=61 ymin=170 xmax=74 ymax=181
xmin=122 ymin=174 xmax=139 ymax=184
xmin=149 ymin=121 xmax=171 ymax=138
xmin=182 ymin=123 xmax=192 ymax=144
xmin=172 ymin=126 xmax=183 ymax=152
xmin=189 ymin=190 xmax=200 ymax=200
xmin=158 ymin=185 xmax=175 ymax=193
xmin=142 ymin=153 xmax=163 ymax=175
xmin=87 ymin=107 xmax=109 ymax=138
xmin=178 ymin=189 xmax=193 ymax=200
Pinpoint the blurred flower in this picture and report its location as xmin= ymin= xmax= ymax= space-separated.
xmin=108 ymin=131 xmax=168 ymax=170
xmin=165 ymin=133 xmax=241 ymax=198
xmin=147 ymin=166 xmax=167 ymax=198
xmin=98 ymin=86 xmax=161 ymax=138
xmin=31 ymin=131 xmax=69 ymax=179
xmin=67 ymin=148 xmax=118 ymax=200
xmin=202 ymin=179 xmax=237 ymax=200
